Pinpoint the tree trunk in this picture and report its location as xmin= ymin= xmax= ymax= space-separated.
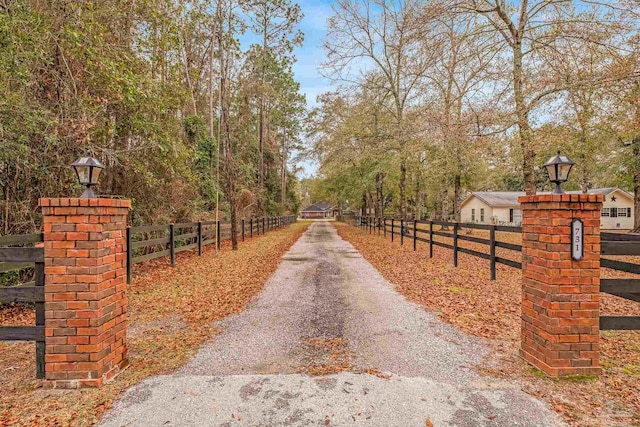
xmin=259 ymin=101 xmax=265 ymax=187
xmin=219 ymin=1 xmax=237 ymax=250
xmin=361 ymin=191 xmax=368 ymax=216
xmin=3 ymin=182 xmax=8 ymax=234
xmin=258 ymin=20 xmax=267 ymax=211
xmin=513 ymin=39 xmax=536 ymax=195
xmin=441 ymin=187 xmax=449 ymax=221
xmin=367 ymin=190 xmax=375 ymax=218
xmin=375 ymin=173 xmax=382 ymax=218
xmin=454 ymin=173 xmax=461 ymax=222
xmin=280 ymin=127 xmax=287 ymax=207
xmin=208 ymin=30 xmax=216 ymax=185
xmin=379 ymin=173 xmax=385 ymax=217
xmin=633 ymin=136 xmax=640 ymax=233
xmin=399 ymin=160 xmax=407 ymax=219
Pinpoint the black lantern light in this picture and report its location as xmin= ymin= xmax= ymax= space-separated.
xmin=543 ymin=151 xmax=574 ymax=194
xmin=71 ymin=151 xmax=105 ymax=198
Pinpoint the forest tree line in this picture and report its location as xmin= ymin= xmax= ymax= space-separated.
xmin=308 ymin=0 xmax=640 ymax=228
xmin=0 ymin=0 xmax=307 ymax=248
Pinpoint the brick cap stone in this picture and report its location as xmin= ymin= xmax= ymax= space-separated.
xmin=39 ymin=198 xmax=131 ymax=208
xmin=518 ymin=194 xmax=603 ymax=204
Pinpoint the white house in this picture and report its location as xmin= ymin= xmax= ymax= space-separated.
xmin=460 ymin=188 xmax=635 ymax=229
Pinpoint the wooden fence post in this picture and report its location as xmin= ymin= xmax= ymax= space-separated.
xmin=217 ymin=221 xmax=221 ymax=249
xmin=490 ymin=225 xmax=496 ymax=280
xmin=169 ymin=223 xmax=175 ymax=267
xmin=126 ymin=226 xmax=132 ymax=284
xmin=429 ymin=220 xmax=433 ymax=258
xmin=453 ymin=222 xmax=459 ymax=267
xmin=391 ymin=218 xmax=395 ymax=242
xmin=413 ymin=219 xmax=417 ymax=251
xmin=400 ymin=219 xmax=404 ymax=245
xmin=198 ymin=222 xmax=203 ymax=255
xmin=250 ymin=218 xmax=253 ymax=238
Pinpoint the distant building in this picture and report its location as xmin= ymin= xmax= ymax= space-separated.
xmin=460 ymin=188 xmax=634 ymax=229
xmin=300 ymin=202 xmax=334 ymax=219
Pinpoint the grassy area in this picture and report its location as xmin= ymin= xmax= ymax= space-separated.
xmin=0 ymin=222 xmax=309 ymax=426
xmin=336 ymin=222 xmax=640 ymax=427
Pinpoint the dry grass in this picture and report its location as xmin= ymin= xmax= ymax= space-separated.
xmin=0 ymin=222 xmax=309 ymax=427
xmin=336 ymin=222 xmax=640 ymax=427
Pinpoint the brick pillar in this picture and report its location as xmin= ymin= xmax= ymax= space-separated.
xmin=40 ymin=198 xmax=131 ymax=388
xmin=519 ymin=194 xmax=602 ymax=376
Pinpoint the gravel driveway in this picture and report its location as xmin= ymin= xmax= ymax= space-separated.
xmin=99 ymin=221 xmax=563 ymax=427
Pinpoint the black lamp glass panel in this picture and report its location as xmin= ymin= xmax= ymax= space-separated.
xmin=558 ymin=163 xmax=573 ymax=182
xmin=545 ymin=163 xmax=558 ymax=182
xmin=74 ymin=164 xmax=91 ymax=185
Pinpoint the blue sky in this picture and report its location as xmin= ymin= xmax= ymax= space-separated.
xmin=291 ymin=0 xmax=335 ymax=109
xmin=291 ymin=0 xmax=335 ymax=177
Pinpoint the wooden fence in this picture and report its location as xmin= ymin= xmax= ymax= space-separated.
xmin=600 ymin=232 xmax=640 ymax=330
xmin=0 ymin=233 xmax=45 ymax=378
xmin=0 ymin=215 xmax=295 ymax=377
xmin=349 ymin=216 xmax=522 ymax=281
xmin=347 ymin=215 xmax=640 ymax=331
xmin=126 ymin=216 xmax=295 ymax=283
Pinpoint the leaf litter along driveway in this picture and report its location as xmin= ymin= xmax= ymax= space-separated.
xmin=99 ymin=221 xmax=563 ymax=427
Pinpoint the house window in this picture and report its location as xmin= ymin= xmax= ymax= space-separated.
xmin=602 ymin=208 xmax=610 ymax=217
xmin=514 ymin=209 xmax=522 ymax=224
xmin=611 ymin=208 xmax=618 ymax=218
xmin=509 ymin=208 xmax=514 ymax=223
xmin=480 ymin=208 xmax=485 ymax=223
xmin=618 ymin=208 xmax=628 ymax=217
xmin=471 ymin=209 xmax=475 ymax=222
xmin=629 ymin=207 xmax=632 ymax=218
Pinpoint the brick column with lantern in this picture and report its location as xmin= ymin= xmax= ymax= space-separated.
xmin=519 ymin=152 xmax=602 ymax=376
xmin=40 ymin=153 xmax=131 ymax=388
